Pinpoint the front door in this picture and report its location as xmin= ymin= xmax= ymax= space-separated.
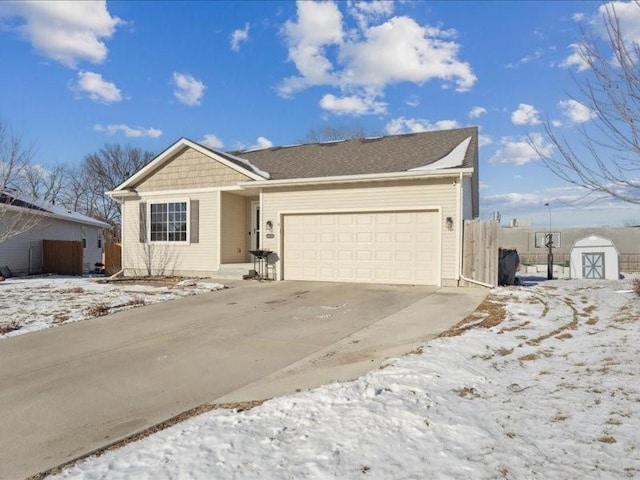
xmin=582 ymin=252 xmax=604 ymax=279
xmin=250 ymin=201 xmax=260 ymax=251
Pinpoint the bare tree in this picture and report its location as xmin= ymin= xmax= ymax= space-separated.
xmin=537 ymin=1 xmax=640 ymax=204
xmin=81 ymin=144 xmax=154 ymax=238
xmin=19 ymin=163 xmax=69 ymax=204
xmin=300 ymin=124 xmax=371 ymax=144
xmin=0 ymin=121 xmax=42 ymax=243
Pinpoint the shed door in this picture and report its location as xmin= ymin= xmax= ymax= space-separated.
xmin=283 ymin=211 xmax=440 ymax=285
xmin=582 ymin=252 xmax=605 ymax=279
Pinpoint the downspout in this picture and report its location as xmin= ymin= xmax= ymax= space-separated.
xmin=457 ymin=172 xmax=494 ymax=289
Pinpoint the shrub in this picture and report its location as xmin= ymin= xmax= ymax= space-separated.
xmin=0 ymin=320 xmax=21 ymax=335
xmin=87 ymin=303 xmax=110 ymax=317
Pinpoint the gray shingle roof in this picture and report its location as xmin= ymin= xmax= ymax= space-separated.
xmin=227 ymin=127 xmax=478 ymax=180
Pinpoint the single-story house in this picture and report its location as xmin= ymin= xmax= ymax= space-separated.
xmin=0 ymin=194 xmax=111 ymax=275
xmin=108 ymin=127 xmax=479 ymax=286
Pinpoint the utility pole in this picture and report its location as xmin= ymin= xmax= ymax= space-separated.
xmin=545 ymin=202 xmax=553 ymax=280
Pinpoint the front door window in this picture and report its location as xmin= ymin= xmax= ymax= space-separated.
xmin=251 ymin=202 xmax=260 ymax=251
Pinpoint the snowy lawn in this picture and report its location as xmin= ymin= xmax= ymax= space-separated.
xmin=0 ymin=276 xmax=225 ymax=338
xmin=53 ymin=277 xmax=640 ymax=479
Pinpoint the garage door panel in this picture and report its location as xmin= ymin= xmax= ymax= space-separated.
xmin=284 ymin=211 xmax=439 ymax=285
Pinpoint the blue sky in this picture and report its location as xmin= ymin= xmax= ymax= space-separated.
xmin=1 ymin=0 xmax=639 ymax=227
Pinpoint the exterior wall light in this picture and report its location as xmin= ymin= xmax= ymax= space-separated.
xmin=266 ymin=220 xmax=274 ymax=231
xmin=446 ymin=217 xmax=454 ymax=231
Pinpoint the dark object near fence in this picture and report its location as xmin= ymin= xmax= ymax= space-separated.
xmin=498 ymin=249 xmax=520 ymax=286
xmin=0 ymin=265 xmax=12 ymax=278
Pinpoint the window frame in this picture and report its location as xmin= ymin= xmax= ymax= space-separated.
xmin=147 ymin=199 xmax=190 ymax=244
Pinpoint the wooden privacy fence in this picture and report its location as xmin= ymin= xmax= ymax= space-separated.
xmin=462 ymin=219 xmax=498 ymax=287
xmin=105 ymin=242 xmax=122 ymax=276
xmin=43 ymin=240 xmax=83 ymax=275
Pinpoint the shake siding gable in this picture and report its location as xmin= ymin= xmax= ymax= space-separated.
xmin=261 ymin=178 xmax=458 ymax=284
xmin=134 ymin=147 xmax=251 ymax=192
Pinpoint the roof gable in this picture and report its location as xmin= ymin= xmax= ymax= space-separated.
xmin=113 ymin=138 xmax=269 ymax=191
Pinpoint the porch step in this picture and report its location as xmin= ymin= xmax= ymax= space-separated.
xmin=211 ymin=263 xmax=255 ymax=280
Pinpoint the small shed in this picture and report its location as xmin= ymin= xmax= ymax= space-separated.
xmin=570 ymin=235 xmax=619 ymax=280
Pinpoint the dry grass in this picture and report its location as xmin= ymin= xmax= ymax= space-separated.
xmin=126 ymin=297 xmax=145 ymax=307
xmin=527 ymin=318 xmax=578 ymax=346
xmin=52 ymin=313 xmax=70 ymax=324
xmin=455 ymin=386 xmax=480 ymax=399
xmin=496 ymin=347 xmax=514 ymax=356
xmin=632 ymin=278 xmax=640 ymax=296
xmin=519 ymin=353 xmax=540 ymax=362
xmin=440 ymin=296 xmax=506 ymax=337
xmin=586 ymin=318 xmax=599 ymax=325
xmin=56 ymin=287 xmax=85 ymax=295
xmin=0 ymin=319 xmax=21 ymax=335
xmin=551 ymin=415 xmax=568 ymax=422
xmin=555 ymin=333 xmax=573 ymax=340
xmin=86 ymin=303 xmax=110 ymax=317
xmin=598 ymin=435 xmax=617 ymax=444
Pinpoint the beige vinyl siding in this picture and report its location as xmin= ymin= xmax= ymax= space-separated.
xmin=261 ymin=178 xmax=459 ymax=283
xmin=121 ymin=191 xmax=219 ymax=276
xmin=0 ymin=212 xmax=102 ymax=274
xmin=220 ymin=193 xmax=248 ymax=263
xmin=134 ymin=147 xmax=251 ymax=192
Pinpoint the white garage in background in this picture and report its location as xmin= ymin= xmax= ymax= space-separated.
xmin=570 ymin=235 xmax=619 ymax=280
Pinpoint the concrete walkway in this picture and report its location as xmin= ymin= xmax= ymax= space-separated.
xmin=0 ymin=281 xmax=486 ymax=479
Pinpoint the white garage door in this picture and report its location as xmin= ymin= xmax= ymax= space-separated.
xmin=283 ymin=211 xmax=440 ymax=285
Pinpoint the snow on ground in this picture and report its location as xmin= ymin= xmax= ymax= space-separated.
xmin=0 ymin=276 xmax=225 ymax=338
xmin=52 ymin=277 xmax=640 ymax=480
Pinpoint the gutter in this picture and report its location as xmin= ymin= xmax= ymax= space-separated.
xmin=239 ymin=168 xmax=474 ymax=189
xmin=460 ymin=274 xmax=494 ymax=289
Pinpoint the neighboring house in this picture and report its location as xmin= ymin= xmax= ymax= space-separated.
xmin=0 ymin=194 xmax=111 ymax=275
xmin=108 ymin=127 xmax=479 ymax=286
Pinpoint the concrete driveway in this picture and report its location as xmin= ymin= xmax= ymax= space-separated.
xmin=0 ymin=280 xmax=486 ymax=479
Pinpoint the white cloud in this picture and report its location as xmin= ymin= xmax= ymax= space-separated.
xmin=468 ymin=106 xmax=486 ymax=119
xmin=172 ymin=72 xmax=206 ymax=106
xmin=319 ymin=92 xmax=386 ymax=115
xmin=279 ymin=1 xmax=476 ymax=101
xmin=511 ymin=103 xmax=541 ymax=125
xmin=279 ymin=1 xmax=344 ymax=96
xmin=0 ymin=0 xmax=122 ymax=67
xmin=572 ymin=12 xmax=586 ymax=22
xmin=339 ymin=16 xmax=476 ymax=92
xmin=230 ymin=23 xmax=250 ymax=51
xmin=384 ymin=117 xmax=460 ymax=135
xmin=247 ymin=136 xmax=274 ymax=150
xmin=93 ymin=124 xmax=162 ymax=138
xmin=405 ymin=94 xmax=420 ymax=107
xmin=347 ymin=0 xmax=394 ymax=29
xmin=560 ymin=43 xmax=590 ymax=72
xmin=200 ymin=134 xmax=224 ymax=149
xmin=552 ymin=119 xmax=563 ymax=127
xmin=482 ymin=192 xmax=544 ymax=206
xmin=72 ymin=71 xmax=121 ymax=103
xmin=478 ymin=134 xmax=493 ymax=147
xmin=558 ymin=99 xmax=597 ymax=123
xmin=489 ymin=133 xmax=553 ymax=165
xmin=598 ymin=1 xmax=640 ymax=50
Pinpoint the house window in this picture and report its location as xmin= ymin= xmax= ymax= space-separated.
xmin=150 ymin=202 xmax=188 ymax=242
